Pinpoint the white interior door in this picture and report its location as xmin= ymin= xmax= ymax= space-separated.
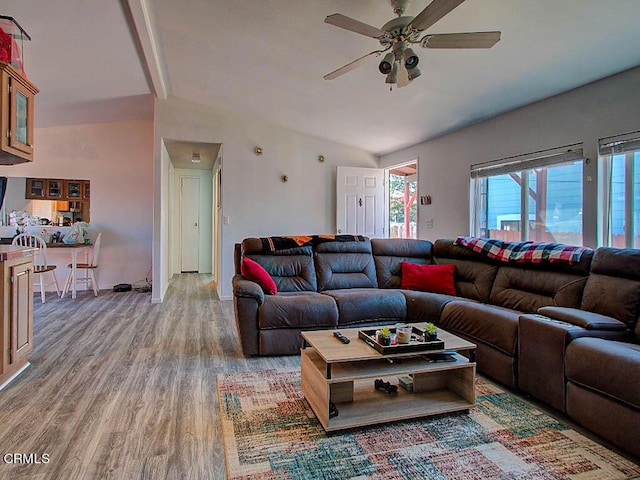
xmin=336 ymin=166 xmax=385 ymax=237
xmin=180 ymin=176 xmax=200 ymax=272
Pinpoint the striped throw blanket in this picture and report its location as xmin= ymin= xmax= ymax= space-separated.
xmin=260 ymin=235 xmax=366 ymax=253
xmin=454 ymin=236 xmax=590 ymax=265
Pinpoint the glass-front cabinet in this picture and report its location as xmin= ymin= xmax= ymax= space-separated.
xmin=0 ymin=62 xmax=39 ymax=164
xmin=65 ymin=180 xmax=82 ymax=199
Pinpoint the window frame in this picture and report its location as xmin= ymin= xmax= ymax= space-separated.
xmin=470 ymin=144 xmax=584 ymax=243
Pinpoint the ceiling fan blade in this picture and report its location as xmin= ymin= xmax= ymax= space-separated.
xmin=410 ymin=0 xmax=466 ymax=31
xmin=324 ymin=50 xmax=384 ymax=80
xmin=325 ymin=14 xmax=385 ymax=39
xmin=422 ymin=31 xmax=501 ymax=48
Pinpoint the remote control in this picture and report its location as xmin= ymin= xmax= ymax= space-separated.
xmin=333 ymin=331 xmax=350 ymax=344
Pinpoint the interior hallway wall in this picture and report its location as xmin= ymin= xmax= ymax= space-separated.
xmin=153 ymin=97 xmax=378 ymax=301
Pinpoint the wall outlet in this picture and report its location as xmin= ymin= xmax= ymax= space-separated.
xmin=425 ymin=218 xmax=434 ymax=229
xmin=223 ymin=215 xmax=230 ymax=225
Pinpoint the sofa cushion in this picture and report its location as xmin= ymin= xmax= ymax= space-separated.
xmin=440 ymin=300 xmax=519 ymax=356
xmin=489 ymin=266 xmax=587 ymax=313
xmin=433 ymin=239 xmax=498 ymax=303
xmin=371 ymin=238 xmax=433 ymax=288
xmin=315 ymin=240 xmax=378 ymax=291
xmin=566 ymin=337 xmax=640 ymax=409
xmin=258 ymin=292 xmax=338 ymax=329
xmin=581 ymin=247 xmax=640 ymax=329
xmin=242 ymin=240 xmax=318 ymax=292
xmin=241 ymin=257 xmax=277 ymax=295
xmin=401 ymin=290 xmax=458 ymax=323
xmin=322 ymin=288 xmax=406 ymax=326
xmin=401 ymin=262 xmax=456 ymax=296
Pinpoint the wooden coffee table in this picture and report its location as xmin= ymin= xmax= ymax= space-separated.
xmin=300 ymin=324 xmax=476 ymax=432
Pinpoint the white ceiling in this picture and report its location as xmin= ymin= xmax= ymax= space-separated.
xmin=3 ymin=0 xmax=640 ymax=156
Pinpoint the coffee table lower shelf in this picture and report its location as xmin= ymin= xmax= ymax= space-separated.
xmin=301 ymin=348 xmax=476 ymax=432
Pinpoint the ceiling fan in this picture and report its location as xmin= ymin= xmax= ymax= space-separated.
xmin=324 ymin=0 xmax=501 ymax=88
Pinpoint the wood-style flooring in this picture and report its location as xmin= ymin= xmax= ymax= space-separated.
xmin=0 ymin=274 xmax=298 ymax=480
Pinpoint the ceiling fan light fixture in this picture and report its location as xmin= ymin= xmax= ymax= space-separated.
xmin=378 ymin=52 xmax=394 ymax=74
xmin=408 ymin=66 xmax=421 ymax=82
xmin=403 ymin=48 xmax=419 ymax=70
xmin=386 ymin=61 xmax=399 ymax=84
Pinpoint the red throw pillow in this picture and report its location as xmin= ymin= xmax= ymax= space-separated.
xmin=400 ymin=262 xmax=456 ymax=296
xmin=241 ymin=257 xmax=277 ymax=295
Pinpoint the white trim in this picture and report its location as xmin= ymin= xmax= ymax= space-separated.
xmin=126 ymin=0 xmax=169 ymax=99
xmin=0 ymin=362 xmax=30 ymax=391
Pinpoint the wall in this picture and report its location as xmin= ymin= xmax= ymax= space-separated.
xmin=153 ymin=97 xmax=378 ymax=301
xmin=380 ymin=67 xmax=640 ymax=248
xmin=0 ymin=119 xmax=154 ymax=292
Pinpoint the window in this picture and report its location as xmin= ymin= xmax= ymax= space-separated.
xmin=471 ymin=145 xmax=584 ymax=245
xmin=599 ymin=131 xmax=640 ymax=248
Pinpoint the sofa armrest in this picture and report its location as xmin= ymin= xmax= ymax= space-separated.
xmin=232 ymin=275 xmax=265 ymax=305
xmin=537 ymin=306 xmax=627 ymax=331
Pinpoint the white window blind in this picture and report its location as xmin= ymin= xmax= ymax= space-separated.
xmin=599 ymin=131 xmax=640 ymax=155
xmin=471 ymin=144 xmax=584 ymax=178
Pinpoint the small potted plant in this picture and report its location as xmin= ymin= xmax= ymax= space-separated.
xmin=425 ymin=323 xmax=438 ymax=341
xmin=377 ymin=326 xmax=392 ymax=346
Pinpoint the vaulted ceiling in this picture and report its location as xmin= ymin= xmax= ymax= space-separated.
xmin=4 ymin=0 xmax=640 ymax=156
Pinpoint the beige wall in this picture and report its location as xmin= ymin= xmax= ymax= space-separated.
xmin=0 ymin=119 xmax=154 ymax=291
xmin=154 ymin=97 xmax=378 ymax=301
xmin=380 ymin=67 xmax=640 ymax=248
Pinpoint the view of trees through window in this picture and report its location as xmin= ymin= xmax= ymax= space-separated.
xmin=474 ymin=160 xmax=583 ymax=245
xmin=388 ymin=170 xmax=417 ymax=239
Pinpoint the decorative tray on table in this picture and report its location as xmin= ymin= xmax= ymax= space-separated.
xmin=358 ymin=326 xmax=445 ymax=355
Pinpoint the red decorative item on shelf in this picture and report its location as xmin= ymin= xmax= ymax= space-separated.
xmin=0 ymin=16 xmax=30 ymax=77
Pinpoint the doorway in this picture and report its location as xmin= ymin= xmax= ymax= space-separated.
xmin=386 ymin=161 xmax=418 ymax=239
xmin=165 ymin=139 xmax=220 ymax=278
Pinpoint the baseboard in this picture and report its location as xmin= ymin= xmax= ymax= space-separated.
xmin=0 ymin=362 xmax=30 ymax=391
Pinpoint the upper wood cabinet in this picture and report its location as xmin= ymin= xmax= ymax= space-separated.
xmin=47 ymin=179 xmax=64 ymax=199
xmin=65 ymin=180 xmax=82 ymax=199
xmin=0 ymin=62 xmax=39 ymax=164
xmin=25 ymin=178 xmax=45 ymax=199
xmin=26 ymin=178 xmax=90 ymax=201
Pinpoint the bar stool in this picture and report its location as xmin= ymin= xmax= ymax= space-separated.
xmin=12 ymin=233 xmax=61 ymax=303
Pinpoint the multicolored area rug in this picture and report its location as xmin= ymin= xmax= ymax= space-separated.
xmin=218 ymin=370 xmax=640 ymax=480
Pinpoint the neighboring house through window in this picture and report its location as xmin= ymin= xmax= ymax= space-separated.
xmin=470 ymin=144 xmax=584 ymax=245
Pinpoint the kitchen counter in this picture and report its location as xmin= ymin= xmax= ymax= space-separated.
xmin=0 ymin=245 xmax=36 ymax=261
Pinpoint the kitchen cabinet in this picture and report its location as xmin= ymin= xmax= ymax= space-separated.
xmin=46 ymin=179 xmax=64 ymax=199
xmin=0 ymin=248 xmax=34 ymax=389
xmin=26 ymin=178 xmax=90 ymax=201
xmin=65 ymin=180 xmax=82 ymax=199
xmin=25 ymin=178 xmax=46 ymax=199
xmin=0 ymin=62 xmax=39 ymax=164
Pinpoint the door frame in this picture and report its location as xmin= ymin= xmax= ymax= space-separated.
xmin=384 ymin=159 xmax=419 ymax=239
xmin=179 ymin=175 xmax=201 ymax=272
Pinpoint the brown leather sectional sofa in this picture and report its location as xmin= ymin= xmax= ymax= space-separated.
xmin=232 ymin=236 xmax=640 ymax=458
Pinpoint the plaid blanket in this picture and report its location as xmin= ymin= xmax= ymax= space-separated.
xmin=260 ymin=235 xmax=366 ymax=253
xmin=454 ymin=236 xmax=590 ymax=265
